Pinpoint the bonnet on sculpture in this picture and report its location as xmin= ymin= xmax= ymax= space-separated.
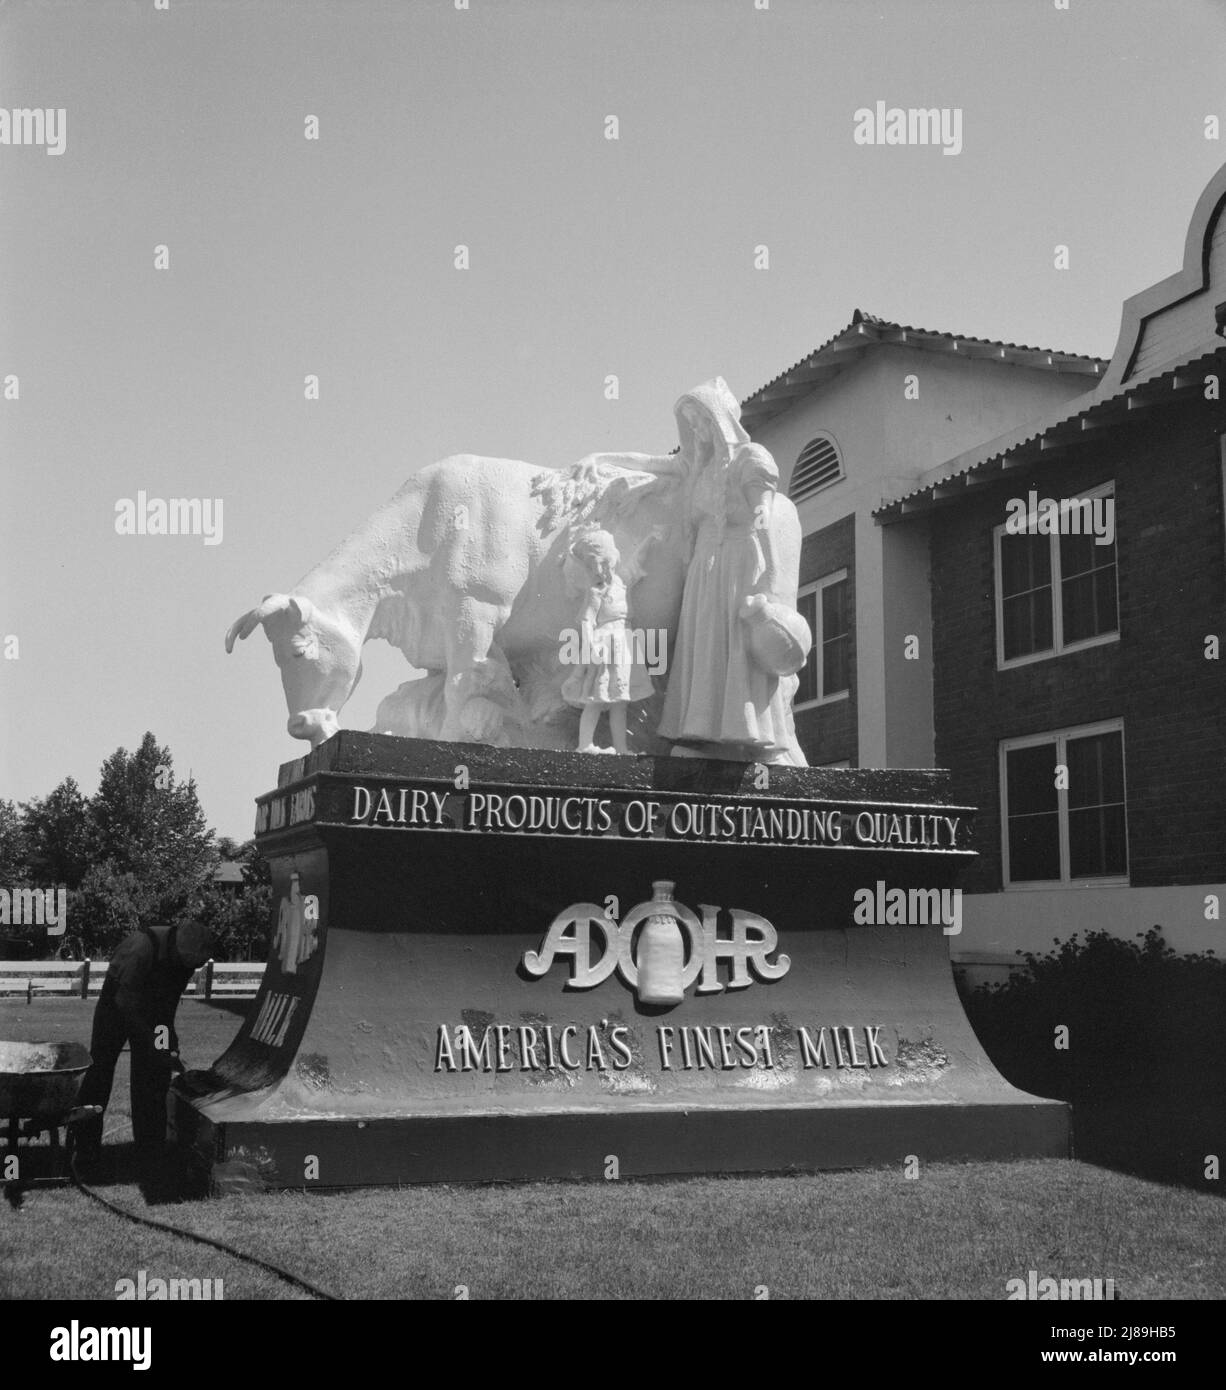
xmin=671 ymin=379 xmax=751 ymax=541
xmin=673 ymin=378 xmax=751 ymax=464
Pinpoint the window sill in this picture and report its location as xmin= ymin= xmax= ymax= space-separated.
xmin=997 ymin=631 xmax=1119 ymax=672
xmin=1002 ymin=877 xmax=1131 ymax=892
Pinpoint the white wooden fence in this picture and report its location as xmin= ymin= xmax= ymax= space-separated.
xmin=0 ymin=960 xmax=265 ymax=1004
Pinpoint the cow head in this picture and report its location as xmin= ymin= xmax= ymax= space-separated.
xmin=225 ymin=593 xmax=362 ymax=746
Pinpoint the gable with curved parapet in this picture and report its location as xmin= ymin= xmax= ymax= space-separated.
xmin=1102 ymin=159 xmax=1226 ymax=393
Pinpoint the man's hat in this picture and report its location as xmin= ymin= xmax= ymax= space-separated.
xmin=173 ymin=920 xmax=215 ymax=969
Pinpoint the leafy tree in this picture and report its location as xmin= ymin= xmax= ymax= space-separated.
xmin=0 ymin=799 xmax=29 ymax=881
xmin=87 ymin=732 xmax=214 ymax=922
xmin=21 ymin=777 xmax=91 ymax=888
xmin=4 ymin=735 xmax=277 ymax=963
xmin=47 ymin=733 xmax=216 ymax=956
xmin=200 ymin=837 xmax=272 ymax=962
xmin=228 ymin=837 xmax=271 ymax=890
xmin=215 ymin=835 xmax=243 ymax=861
xmin=72 ymin=862 xmax=150 ymax=957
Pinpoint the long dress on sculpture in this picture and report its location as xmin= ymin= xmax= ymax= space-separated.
xmin=659 ymin=446 xmax=795 ymax=749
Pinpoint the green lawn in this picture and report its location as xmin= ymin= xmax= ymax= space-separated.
xmin=2 ymin=999 xmax=1224 ymax=1300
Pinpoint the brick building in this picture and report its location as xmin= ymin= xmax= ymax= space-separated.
xmin=742 ymin=314 xmax=1104 ymax=769
xmin=745 ymin=161 xmax=1226 ymax=969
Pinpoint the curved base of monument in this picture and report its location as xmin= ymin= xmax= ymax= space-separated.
xmin=171 ymin=733 xmax=1069 ymax=1192
xmin=177 ymin=1099 xmax=1069 ymax=1195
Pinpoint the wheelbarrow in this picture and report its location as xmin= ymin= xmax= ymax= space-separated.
xmin=0 ymin=1040 xmax=100 ymax=1187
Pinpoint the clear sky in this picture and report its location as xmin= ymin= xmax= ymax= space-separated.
xmin=2 ymin=0 xmax=1224 ymax=840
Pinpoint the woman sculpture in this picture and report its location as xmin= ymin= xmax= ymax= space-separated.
xmin=657 ymin=379 xmax=809 ymax=762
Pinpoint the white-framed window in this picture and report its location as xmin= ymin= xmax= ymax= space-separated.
xmin=789 ymin=432 xmax=844 ymax=503
xmin=999 ymin=719 xmax=1128 ymax=889
xmin=993 ymin=481 xmax=1118 ymax=669
xmin=795 ymin=569 xmax=851 ymax=708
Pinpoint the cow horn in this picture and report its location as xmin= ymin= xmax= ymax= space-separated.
xmin=288 ymin=595 xmax=316 ymax=626
xmin=224 ymin=593 xmax=311 ymax=653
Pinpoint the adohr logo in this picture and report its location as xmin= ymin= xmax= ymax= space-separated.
xmin=522 ymin=879 xmax=790 ymax=1008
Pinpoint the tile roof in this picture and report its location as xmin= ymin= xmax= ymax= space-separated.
xmin=873 ymin=343 xmax=1226 ymax=520
xmin=739 ymin=309 xmax=1105 ymax=432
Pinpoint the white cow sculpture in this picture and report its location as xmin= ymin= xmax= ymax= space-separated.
xmin=225 ymin=379 xmax=810 ymax=764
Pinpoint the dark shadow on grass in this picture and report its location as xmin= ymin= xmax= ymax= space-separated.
xmin=136 ymin=1151 xmax=205 ymax=1207
xmin=66 ymin=1139 xmax=204 ymax=1207
xmin=71 ymin=1139 xmax=146 ymax=1190
xmin=1069 ymin=1095 xmax=1226 ymax=1195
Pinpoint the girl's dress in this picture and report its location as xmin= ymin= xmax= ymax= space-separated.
xmin=562 ymin=575 xmax=654 ymax=708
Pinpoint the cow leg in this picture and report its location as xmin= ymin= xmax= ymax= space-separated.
xmin=441 ymin=600 xmax=514 ymax=745
xmin=372 ymin=673 xmax=448 ymax=739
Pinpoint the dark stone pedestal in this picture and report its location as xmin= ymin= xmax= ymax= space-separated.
xmin=173 ymin=733 xmax=1068 ymax=1191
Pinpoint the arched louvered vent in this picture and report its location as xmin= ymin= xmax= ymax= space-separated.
xmin=789 ymin=433 xmax=843 ymax=502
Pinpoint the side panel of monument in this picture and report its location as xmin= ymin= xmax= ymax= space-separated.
xmin=172 ymin=733 xmax=1068 ymax=1191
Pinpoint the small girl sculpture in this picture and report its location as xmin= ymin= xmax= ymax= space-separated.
xmin=562 ymin=528 xmax=654 ymax=754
